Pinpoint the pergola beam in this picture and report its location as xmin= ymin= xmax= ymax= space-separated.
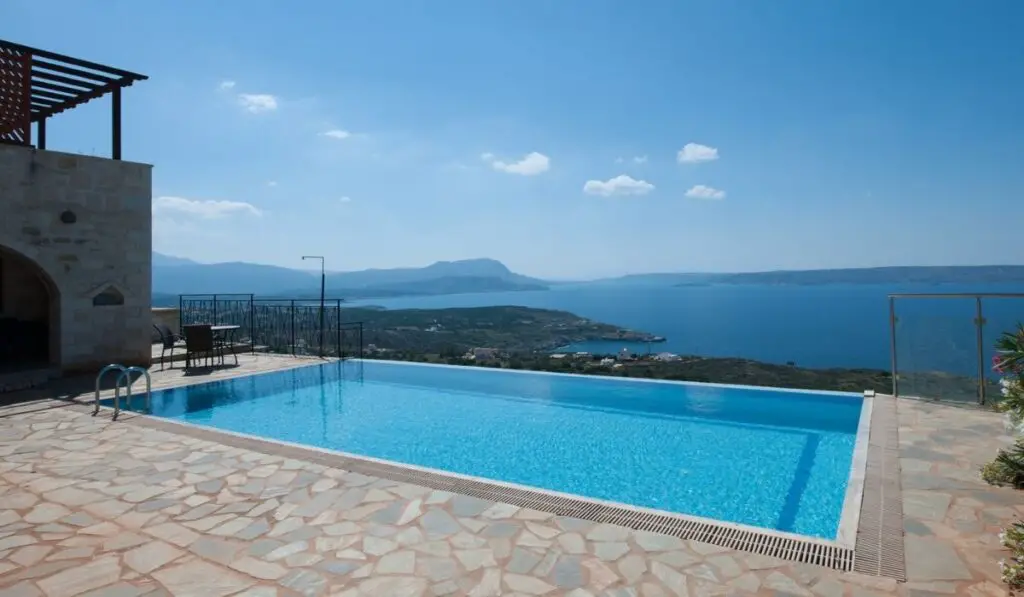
xmin=0 ymin=38 xmax=147 ymax=159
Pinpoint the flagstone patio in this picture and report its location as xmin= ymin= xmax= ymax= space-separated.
xmin=0 ymin=355 xmax=1020 ymax=596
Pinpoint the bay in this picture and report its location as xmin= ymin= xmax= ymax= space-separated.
xmin=350 ymin=282 xmax=1024 ymax=376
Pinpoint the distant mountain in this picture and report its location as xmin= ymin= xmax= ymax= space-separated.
xmin=152 ymin=252 xmax=199 ymax=267
xmin=327 ymin=258 xmax=542 ymax=289
xmin=586 ymin=273 xmax=721 ymax=287
xmin=578 ymin=265 xmax=1024 ymax=288
xmin=153 ymin=261 xmax=319 ymax=296
xmin=152 ymin=254 xmax=549 ymax=298
xmin=707 ymin=265 xmax=1024 ymax=286
xmin=347 ymin=275 xmax=546 ymax=296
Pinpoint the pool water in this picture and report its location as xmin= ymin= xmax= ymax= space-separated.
xmin=135 ymin=360 xmax=864 ymax=539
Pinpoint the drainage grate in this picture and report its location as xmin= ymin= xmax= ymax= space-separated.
xmin=852 ymin=394 xmax=906 ymax=580
xmin=119 ymin=409 xmax=863 ymax=573
xmin=340 ymin=456 xmax=856 ymax=569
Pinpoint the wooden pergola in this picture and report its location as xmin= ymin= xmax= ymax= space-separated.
xmin=0 ymin=39 xmax=147 ymax=160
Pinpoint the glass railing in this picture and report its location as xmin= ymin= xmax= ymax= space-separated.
xmin=890 ymin=293 xmax=1024 ymax=405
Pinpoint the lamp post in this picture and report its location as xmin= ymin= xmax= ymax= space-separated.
xmin=302 ymin=255 xmax=325 ymax=357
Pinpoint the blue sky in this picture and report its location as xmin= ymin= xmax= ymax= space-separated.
xmin=6 ymin=0 xmax=1024 ymax=279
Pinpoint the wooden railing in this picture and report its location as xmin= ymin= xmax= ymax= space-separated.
xmin=0 ymin=45 xmax=31 ymax=146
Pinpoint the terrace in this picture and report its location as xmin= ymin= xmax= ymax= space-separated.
xmin=2 ymin=39 xmax=1023 ymax=597
xmin=0 ymin=352 xmax=1016 ymax=596
xmin=0 ymin=39 xmax=146 ymax=157
xmin=2 ymin=292 xmax=1022 ymax=597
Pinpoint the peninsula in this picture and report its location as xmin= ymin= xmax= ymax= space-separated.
xmin=344 ymin=306 xmax=662 ymax=353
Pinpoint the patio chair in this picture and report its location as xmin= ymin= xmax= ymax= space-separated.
xmin=183 ymin=324 xmax=215 ymax=371
xmin=152 ymin=323 xmax=185 ymax=370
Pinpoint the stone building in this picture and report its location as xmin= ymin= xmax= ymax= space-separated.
xmin=0 ymin=39 xmax=151 ymax=377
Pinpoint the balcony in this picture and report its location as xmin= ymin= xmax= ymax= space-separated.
xmin=0 ymin=38 xmax=147 ymax=159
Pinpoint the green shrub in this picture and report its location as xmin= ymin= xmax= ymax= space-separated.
xmin=1001 ymin=520 xmax=1024 ymax=589
xmin=985 ymin=324 xmax=1024 ymax=490
xmin=982 ymin=440 xmax=1024 ymax=488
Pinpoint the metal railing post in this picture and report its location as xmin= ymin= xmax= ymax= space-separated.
xmin=359 ymin=322 xmax=364 ymax=359
xmin=976 ymin=296 xmax=986 ymax=405
xmin=889 ymin=296 xmax=899 ymax=397
xmin=250 ymin=294 xmax=256 ymax=355
xmin=289 ymin=300 xmax=296 ymax=355
xmin=213 ymin=294 xmax=218 ymax=325
xmin=336 ymin=300 xmax=342 ymax=358
xmin=178 ymin=294 xmax=183 ymax=335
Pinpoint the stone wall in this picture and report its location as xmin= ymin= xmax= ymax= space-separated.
xmin=0 ymin=145 xmax=153 ymax=373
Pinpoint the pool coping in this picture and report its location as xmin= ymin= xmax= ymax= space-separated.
xmin=84 ymin=358 xmax=902 ymax=577
xmin=837 ymin=395 xmax=873 ymax=548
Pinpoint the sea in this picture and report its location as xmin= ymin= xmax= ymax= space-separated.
xmin=349 ymin=282 xmax=1024 ymax=376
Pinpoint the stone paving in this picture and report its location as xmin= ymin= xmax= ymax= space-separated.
xmin=0 ymin=355 xmax=1020 ymax=596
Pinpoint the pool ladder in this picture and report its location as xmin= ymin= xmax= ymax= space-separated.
xmin=94 ymin=364 xmax=151 ymax=420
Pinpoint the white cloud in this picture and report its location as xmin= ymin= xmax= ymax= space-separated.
xmin=153 ymin=196 xmax=263 ymax=219
xmin=267 ymin=181 xmax=278 ymax=187
xmin=685 ymin=185 xmax=726 ymax=200
xmin=338 ymin=196 xmax=352 ymax=203
xmin=481 ymin=151 xmax=550 ymax=175
xmin=677 ymin=143 xmax=719 ymax=164
xmin=217 ymin=81 xmax=279 ymax=113
xmin=633 ymin=155 xmax=648 ymax=164
xmin=322 ymin=129 xmax=351 ymax=139
xmin=583 ymin=175 xmax=655 ymax=197
xmin=237 ymin=93 xmax=278 ymax=113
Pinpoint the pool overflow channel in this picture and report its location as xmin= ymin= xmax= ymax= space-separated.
xmin=94 ymin=363 xmax=151 ymax=419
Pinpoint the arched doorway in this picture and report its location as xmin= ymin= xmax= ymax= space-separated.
xmin=0 ymin=246 xmax=61 ymax=372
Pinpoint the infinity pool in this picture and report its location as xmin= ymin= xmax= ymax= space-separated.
xmin=134 ymin=360 xmax=866 ymax=539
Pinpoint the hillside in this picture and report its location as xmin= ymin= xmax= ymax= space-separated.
xmin=152 ymin=253 xmax=549 ymax=298
xmin=152 ymin=253 xmax=199 ymax=267
xmin=328 ymin=258 xmax=543 ymax=289
xmin=154 ymin=261 xmax=318 ymax=295
xmin=709 ymin=265 xmax=1024 ymax=286
xmin=579 ymin=265 xmax=1024 ymax=288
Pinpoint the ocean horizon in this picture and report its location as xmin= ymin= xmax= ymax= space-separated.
xmin=350 ymin=282 xmax=1024 ymax=377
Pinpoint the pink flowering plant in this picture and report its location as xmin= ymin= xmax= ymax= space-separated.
xmin=982 ymin=324 xmax=1024 ymax=488
xmin=995 ymin=325 xmax=1024 ymax=375
xmin=994 ymin=325 xmax=1024 ymax=421
xmin=986 ymin=326 xmax=1024 ymax=592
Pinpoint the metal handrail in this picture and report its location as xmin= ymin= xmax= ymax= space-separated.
xmin=888 ymin=292 xmax=1024 ymax=404
xmin=116 ymin=367 xmax=152 ymax=416
xmin=94 ymin=364 xmax=127 ymax=416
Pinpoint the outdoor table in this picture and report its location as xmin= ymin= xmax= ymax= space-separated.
xmin=211 ymin=325 xmax=240 ymax=365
